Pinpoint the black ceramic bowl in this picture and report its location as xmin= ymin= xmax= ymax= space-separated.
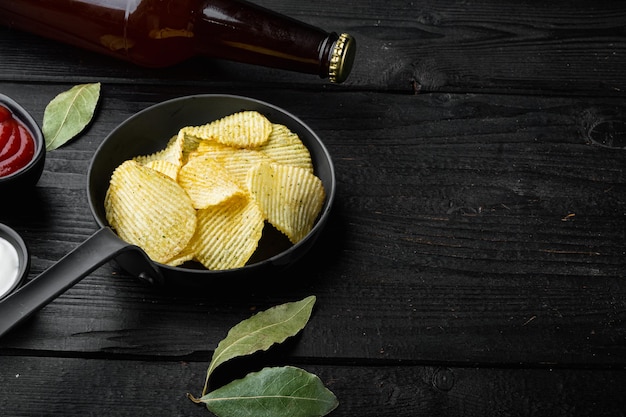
xmin=87 ymin=94 xmax=336 ymax=287
xmin=0 ymin=94 xmax=46 ymax=192
xmin=0 ymin=223 xmax=30 ymax=300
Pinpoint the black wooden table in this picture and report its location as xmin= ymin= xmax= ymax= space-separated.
xmin=1 ymin=1 xmax=625 ymax=416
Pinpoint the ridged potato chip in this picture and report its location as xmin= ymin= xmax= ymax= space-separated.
xmin=183 ymin=111 xmax=272 ymax=148
xmin=105 ymin=160 xmax=197 ymax=264
xmin=187 ymin=141 xmax=271 ymax=191
xmin=178 ymin=154 xmax=245 ymax=209
xmin=179 ymin=130 xmax=205 ymax=163
xmin=259 ymin=124 xmax=314 ymax=172
xmin=247 ymin=162 xmax=325 ymax=244
xmin=190 ymin=196 xmax=265 ymax=270
xmin=105 ymin=111 xmax=326 ymax=270
xmin=164 ymin=246 xmax=195 ymax=267
xmin=134 ymin=134 xmax=183 ymax=167
xmin=144 ymin=159 xmax=180 ymax=180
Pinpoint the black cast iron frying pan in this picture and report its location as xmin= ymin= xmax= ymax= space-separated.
xmin=0 ymin=95 xmax=336 ymax=337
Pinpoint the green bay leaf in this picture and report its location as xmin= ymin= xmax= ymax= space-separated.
xmin=203 ymin=296 xmax=316 ymax=394
xmin=201 ymin=366 xmax=338 ymax=417
xmin=43 ymin=82 xmax=101 ymax=150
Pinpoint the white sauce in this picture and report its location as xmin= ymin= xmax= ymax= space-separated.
xmin=0 ymin=236 xmax=20 ymax=298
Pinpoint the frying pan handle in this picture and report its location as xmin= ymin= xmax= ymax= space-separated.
xmin=0 ymin=227 xmax=160 ymax=338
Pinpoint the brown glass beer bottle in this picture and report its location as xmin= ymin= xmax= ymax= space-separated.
xmin=0 ymin=0 xmax=356 ymax=83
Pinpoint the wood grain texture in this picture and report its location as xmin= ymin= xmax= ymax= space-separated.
xmin=0 ymin=83 xmax=623 ymax=367
xmin=1 ymin=0 xmax=625 ymax=93
xmin=1 ymin=1 xmax=625 ymax=415
xmin=1 ymin=356 xmax=626 ymax=417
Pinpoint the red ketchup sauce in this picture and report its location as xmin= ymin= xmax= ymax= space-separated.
xmin=0 ymin=104 xmax=36 ymax=177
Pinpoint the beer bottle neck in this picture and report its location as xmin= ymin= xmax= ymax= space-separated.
xmin=195 ymin=0 xmax=355 ymax=82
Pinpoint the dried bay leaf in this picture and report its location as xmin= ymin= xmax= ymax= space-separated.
xmin=189 ymin=296 xmax=339 ymax=416
xmin=200 ymin=366 xmax=338 ymax=417
xmin=43 ymin=82 xmax=101 ymax=150
xmin=202 ymin=295 xmax=316 ymax=395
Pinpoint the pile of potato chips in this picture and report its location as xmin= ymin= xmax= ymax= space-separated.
xmin=104 ymin=111 xmax=326 ymax=270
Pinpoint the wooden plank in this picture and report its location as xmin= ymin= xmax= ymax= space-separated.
xmin=264 ymin=0 xmax=626 ymax=94
xmin=1 ymin=355 xmax=625 ymax=416
xmin=0 ymin=82 xmax=624 ymax=366
xmin=1 ymin=0 xmax=625 ymax=94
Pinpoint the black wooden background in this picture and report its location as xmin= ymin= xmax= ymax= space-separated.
xmin=1 ymin=0 xmax=625 ymax=416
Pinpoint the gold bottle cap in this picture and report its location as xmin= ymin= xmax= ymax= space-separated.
xmin=329 ymin=33 xmax=356 ymax=83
